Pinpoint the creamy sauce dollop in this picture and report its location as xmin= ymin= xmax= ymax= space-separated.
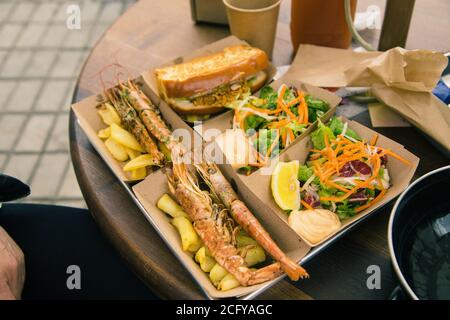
xmin=288 ymin=209 xmax=341 ymax=245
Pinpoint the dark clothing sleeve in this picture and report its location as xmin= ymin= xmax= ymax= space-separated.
xmin=0 ymin=203 xmax=158 ymax=300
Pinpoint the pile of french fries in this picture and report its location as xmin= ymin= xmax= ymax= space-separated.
xmin=157 ymin=194 xmax=266 ymax=291
xmin=97 ymin=103 xmax=159 ymax=180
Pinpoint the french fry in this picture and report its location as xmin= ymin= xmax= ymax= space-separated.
xmin=104 ymin=102 xmax=121 ymax=125
xmin=157 ymin=194 xmax=189 ymax=219
xmin=97 ymin=105 xmax=121 ymax=125
xmin=195 ymin=247 xmax=216 ymax=273
xmin=110 ymin=123 xmax=145 ymax=152
xmin=158 ymin=141 xmax=172 ymax=162
xmin=126 ymin=148 xmax=141 ymax=159
xmin=105 ymin=137 xmax=129 ymax=161
xmin=209 ymin=263 xmax=228 ymax=287
xmin=236 ymin=234 xmax=257 ymax=247
xmin=171 ymin=216 xmax=201 ymax=253
xmin=131 ymin=167 xmax=146 ymax=180
xmin=244 ymin=246 xmax=266 ymax=267
xmin=123 ymin=154 xmax=156 ymax=171
xmin=98 ymin=126 xmax=111 ymax=139
xmin=218 ymin=273 xmax=240 ymax=291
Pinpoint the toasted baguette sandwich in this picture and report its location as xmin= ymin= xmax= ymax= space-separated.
xmin=155 ymin=45 xmax=269 ymax=116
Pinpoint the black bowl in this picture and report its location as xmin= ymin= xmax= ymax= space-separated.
xmin=388 ymin=165 xmax=450 ymax=300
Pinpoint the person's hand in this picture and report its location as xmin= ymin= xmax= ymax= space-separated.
xmin=0 ymin=226 xmax=25 ymax=300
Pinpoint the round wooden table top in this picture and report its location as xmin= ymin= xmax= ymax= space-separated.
xmin=69 ymin=0 xmax=450 ymax=299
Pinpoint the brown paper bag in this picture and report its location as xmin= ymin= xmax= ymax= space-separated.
xmin=288 ymin=45 xmax=450 ymax=152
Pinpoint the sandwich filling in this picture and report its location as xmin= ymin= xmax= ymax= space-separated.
xmin=191 ymin=77 xmax=254 ymax=108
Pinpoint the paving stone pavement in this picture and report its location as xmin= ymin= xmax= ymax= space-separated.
xmin=0 ymin=0 xmax=135 ymax=208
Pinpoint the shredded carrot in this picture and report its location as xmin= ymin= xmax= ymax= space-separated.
xmin=239 ymin=111 xmax=248 ymax=130
xmin=370 ymin=134 xmax=378 ymax=146
xmin=297 ymin=104 xmax=304 ymax=123
xmin=281 ymin=103 xmax=297 ymax=120
xmin=233 ymin=108 xmax=240 ymax=129
xmin=320 ymin=183 xmax=363 ymax=202
xmin=312 ymin=164 xmax=324 ymax=181
xmin=269 ymin=119 xmax=291 ymax=129
xmin=296 ymin=90 xmax=308 ymax=124
xmin=284 ymin=97 xmax=301 ymax=109
xmin=324 ymin=180 xmax=351 ymax=193
xmin=302 ymin=97 xmax=309 ymax=124
xmin=281 ymin=129 xmax=287 ymax=147
xmin=355 ymin=188 xmax=387 ymax=213
xmin=288 ymin=127 xmax=295 ymax=143
xmin=301 ymin=200 xmax=314 ymax=210
xmin=277 ymin=85 xmax=296 ymax=119
xmin=297 ymin=92 xmax=305 ymax=123
xmin=277 ymin=85 xmax=286 ymax=109
xmin=265 ymin=130 xmax=280 ymax=158
xmin=381 ymin=149 xmax=413 ymax=166
xmin=303 ymin=100 xmax=309 ymax=124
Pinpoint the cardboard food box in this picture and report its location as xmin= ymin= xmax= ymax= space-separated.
xmin=217 ymin=117 xmax=419 ymax=248
xmin=71 ymin=76 xmax=195 ymax=183
xmin=133 ymin=169 xmax=310 ymax=299
xmin=141 ymin=36 xmax=276 ymax=127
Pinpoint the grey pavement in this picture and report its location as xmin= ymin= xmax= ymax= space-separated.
xmin=0 ymin=0 xmax=135 ymax=208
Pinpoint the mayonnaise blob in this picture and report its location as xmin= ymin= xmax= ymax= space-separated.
xmin=288 ymin=209 xmax=341 ymax=245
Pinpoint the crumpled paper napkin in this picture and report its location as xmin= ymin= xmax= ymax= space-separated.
xmin=286 ymin=45 xmax=450 ymax=151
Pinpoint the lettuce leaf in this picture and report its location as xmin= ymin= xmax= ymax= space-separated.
xmin=258 ymin=86 xmax=278 ymax=110
xmin=287 ymin=121 xmax=307 ymax=136
xmin=298 ymin=165 xmax=313 ymax=182
xmin=244 ymin=114 xmax=266 ymax=132
xmin=305 ymin=95 xmax=329 ymax=111
xmin=336 ymin=202 xmax=356 ymax=220
xmin=328 ymin=117 xmax=361 ymax=140
xmin=310 ymin=121 xmax=335 ymax=150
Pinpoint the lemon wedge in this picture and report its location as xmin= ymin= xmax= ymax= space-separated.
xmin=271 ymin=160 xmax=301 ymax=211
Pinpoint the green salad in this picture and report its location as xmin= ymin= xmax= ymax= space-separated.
xmin=226 ymin=84 xmax=330 ymax=174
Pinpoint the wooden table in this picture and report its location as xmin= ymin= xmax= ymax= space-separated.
xmin=69 ymin=0 xmax=450 ymax=299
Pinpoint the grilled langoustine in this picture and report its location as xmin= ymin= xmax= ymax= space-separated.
xmin=195 ymin=162 xmax=309 ymax=281
xmin=105 ymin=84 xmax=164 ymax=165
xmin=168 ymin=161 xmax=286 ymax=286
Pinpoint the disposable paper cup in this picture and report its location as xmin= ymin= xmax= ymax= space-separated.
xmin=223 ymin=0 xmax=281 ymax=59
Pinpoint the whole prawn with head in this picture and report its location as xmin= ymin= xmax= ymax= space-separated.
xmin=168 ymin=147 xmax=308 ymax=286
